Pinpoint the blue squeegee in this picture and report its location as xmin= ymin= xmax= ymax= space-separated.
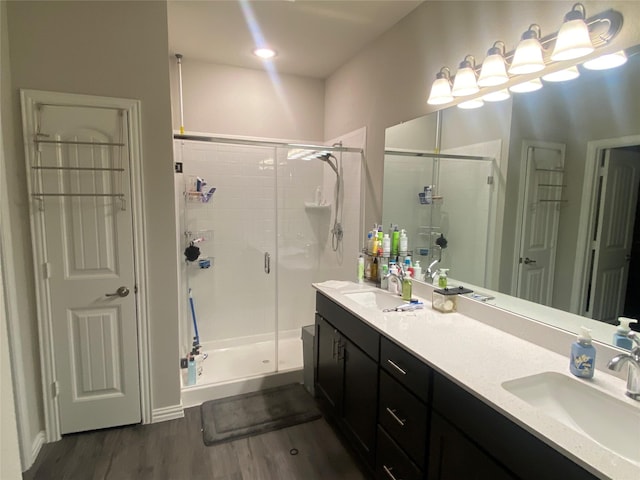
xmin=188 ymin=288 xmax=200 ymax=348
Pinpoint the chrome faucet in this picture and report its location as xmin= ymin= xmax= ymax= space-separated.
xmin=607 ymin=331 xmax=640 ymax=400
xmin=426 ymin=246 xmax=442 ymax=283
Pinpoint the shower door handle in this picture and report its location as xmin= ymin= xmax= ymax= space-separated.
xmin=264 ymin=252 xmax=271 ymax=274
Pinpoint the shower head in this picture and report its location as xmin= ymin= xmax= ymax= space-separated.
xmin=317 ymin=152 xmax=339 ymax=177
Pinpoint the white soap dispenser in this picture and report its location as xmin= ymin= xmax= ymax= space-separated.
xmin=399 ymin=229 xmax=408 ymax=255
xmin=613 ymin=317 xmax=638 ymax=350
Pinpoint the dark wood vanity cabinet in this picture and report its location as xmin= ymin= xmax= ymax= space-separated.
xmin=315 ymin=294 xmax=379 ymax=468
xmin=315 ymin=292 xmax=601 ymax=480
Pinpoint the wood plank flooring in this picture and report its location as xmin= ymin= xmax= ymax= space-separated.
xmin=23 ymin=406 xmax=369 ymax=480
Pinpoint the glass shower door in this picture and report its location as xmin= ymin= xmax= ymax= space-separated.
xmin=178 ymin=140 xmax=277 ymax=385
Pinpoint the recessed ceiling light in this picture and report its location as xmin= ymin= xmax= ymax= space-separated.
xmin=253 ymin=48 xmax=276 ymax=60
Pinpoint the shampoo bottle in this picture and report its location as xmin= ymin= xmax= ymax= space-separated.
xmin=399 ymin=229 xmax=408 ymax=255
xmin=570 ymin=327 xmax=596 ymax=379
xmin=391 ymin=225 xmax=400 ymax=257
xmin=187 ymin=355 xmax=197 ymax=386
xmin=613 ymin=317 xmax=638 ymax=350
xmin=382 ymin=234 xmax=391 ymax=256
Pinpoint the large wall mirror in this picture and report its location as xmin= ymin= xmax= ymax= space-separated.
xmin=383 ymin=46 xmax=640 ymax=347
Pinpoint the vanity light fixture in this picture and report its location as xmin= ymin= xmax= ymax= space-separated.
xmin=478 ymin=41 xmax=509 ymax=87
xmin=483 ymin=89 xmax=511 ymax=102
xmin=551 ymin=3 xmax=594 ymax=61
xmin=509 ymin=25 xmax=545 ymax=75
xmin=583 ymin=50 xmax=628 ymax=70
xmin=424 ymin=6 xmax=622 ymax=109
xmin=452 ymin=55 xmax=479 ymax=97
xmin=253 ymin=47 xmax=276 ymax=59
xmin=458 ymin=98 xmax=484 ymax=109
xmin=509 ymin=78 xmax=543 ymax=93
xmin=542 ymin=65 xmax=580 ymax=82
xmin=427 ymin=67 xmax=454 ymax=105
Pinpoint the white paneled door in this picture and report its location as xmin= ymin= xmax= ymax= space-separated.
xmin=22 ymin=93 xmax=141 ymax=434
xmin=589 ymin=148 xmax=640 ymax=322
xmin=516 ymin=142 xmax=565 ymax=306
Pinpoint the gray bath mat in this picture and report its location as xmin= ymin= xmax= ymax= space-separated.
xmin=200 ymin=383 xmax=322 ymax=446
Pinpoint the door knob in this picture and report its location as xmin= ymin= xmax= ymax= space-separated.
xmin=523 ymin=257 xmax=537 ymax=265
xmin=105 ymin=286 xmax=130 ymax=298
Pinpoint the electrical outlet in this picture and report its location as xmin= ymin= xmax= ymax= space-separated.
xmin=180 ymin=357 xmax=188 ymax=369
xmin=175 ymin=162 xmax=183 ymax=173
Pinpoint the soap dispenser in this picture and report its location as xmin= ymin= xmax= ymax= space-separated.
xmin=399 ymin=229 xmax=408 ymax=255
xmin=570 ymin=327 xmax=596 ymax=379
xmin=437 ymin=268 xmax=449 ymax=288
xmin=613 ymin=317 xmax=638 ymax=350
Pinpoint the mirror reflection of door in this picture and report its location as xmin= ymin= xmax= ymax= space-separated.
xmin=515 ymin=141 xmax=565 ymax=306
xmin=587 ymin=147 xmax=640 ymax=322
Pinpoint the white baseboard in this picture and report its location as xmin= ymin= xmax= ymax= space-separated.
xmin=25 ymin=431 xmax=45 ymax=471
xmin=151 ymin=404 xmax=184 ymax=423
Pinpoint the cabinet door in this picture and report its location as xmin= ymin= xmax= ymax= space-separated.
xmin=428 ymin=412 xmax=516 ymax=480
xmin=343 ymin=338 xmax=379 ymax=466
xmin=315 ymin=314 xmax=342 ymax=411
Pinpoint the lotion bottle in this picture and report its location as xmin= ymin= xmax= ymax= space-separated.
xmin=570 ymin=327 xmax=596 ymax=379
xmin=613 ymin=317 xmax=638 ymax=350
xmin=399 ymin=229 xmax=408 ymax=255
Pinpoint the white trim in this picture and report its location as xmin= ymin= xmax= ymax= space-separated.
xmin=19 ymin=89 xmax=152 ymax=440
xmin=30 ymin=431 xmax=45 ymax=466
xmin=1 ymin=99 xmax=36 ymax=471
xmin=151 ymin=404 xmax=185 ymax=423
xmin=571 ymin=134 xmax=640 ymax=314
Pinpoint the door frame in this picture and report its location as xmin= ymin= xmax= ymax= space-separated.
xmin=20 ymin=89 xmax=151 ymax=442
xmin=571 ymin=134 xmax=640 ymax=315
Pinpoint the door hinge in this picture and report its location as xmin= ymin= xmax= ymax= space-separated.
xmin=43 ymin=262 xmax=52 ymax=279
xmin=487 ymin=175 xmax=494 ymax=185
xmin=134 ymin=285 xmax=138 ymax=294
xmin=51 ymin=381 xmax=59 ymax=398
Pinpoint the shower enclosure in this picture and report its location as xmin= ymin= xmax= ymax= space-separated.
xmin=174 ymin=136 xmax=363 ymax=404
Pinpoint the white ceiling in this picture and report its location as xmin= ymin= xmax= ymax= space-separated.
xmin=167 ymin=0 xmax=423 ymax=79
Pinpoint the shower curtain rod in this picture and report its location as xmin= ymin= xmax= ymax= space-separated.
xmin=384 ymin=148 xmax=492 ymax=161
xmin=174 ymin=133 xmax=363 ymax=154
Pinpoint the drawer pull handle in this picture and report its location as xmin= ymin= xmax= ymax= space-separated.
xmin=386 ymin=407 xmax=406 ymax=427
xmin=383 ymin=465 xmax=398 ymax=480
xmin=387 ymin=359 xmax=407 ymax=375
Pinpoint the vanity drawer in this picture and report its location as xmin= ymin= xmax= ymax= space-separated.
xmin=379 ymin=370 xmax=428 ymax=470
xmin=376 ymin=426 xmax=423 ymax=480
xmin=316 ymin=292 xmax=379 ymax=360
xmin=380 ymin=336 xmax=431 ymax=402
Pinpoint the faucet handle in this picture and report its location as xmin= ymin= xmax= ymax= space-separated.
xmin=629 ymin=331 xmax=640 ymax=346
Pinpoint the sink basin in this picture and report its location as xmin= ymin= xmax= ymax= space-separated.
xmin=502 ymin=372 xmax=640 ymax=464
xmin=343 ymin=290 xmax=405 ymax=311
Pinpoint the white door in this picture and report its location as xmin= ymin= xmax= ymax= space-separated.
xmin=588 ymin=148 xmax=640 ymax=322
xmin=26 ymin=102 xmax=140 ymax=434
xmin=516 ymin=143 xmax=565 ymax=305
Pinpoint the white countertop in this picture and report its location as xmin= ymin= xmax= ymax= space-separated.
xmin=313 ymin=280 xmax=640 ymax=480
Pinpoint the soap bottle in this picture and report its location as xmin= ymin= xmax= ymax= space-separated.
xmin=570 ymin=327 xmax=596 ymax=379
xmin=399 ymin=229 xmax=408 ymax=255
xmin=388 ymin=263 xmax=398 ymax=294
xmin=613 ymin=317 xmax=638 ymax=350
xmin=391 ymin=225 xmax=400 ymax=257
xmin=382 ymin=233 xmax=391 ymax=257
xmin=357 ymin=254 xmax=365 ymax=283
xmin=438 ymin=268 xmax=449 ymax=288
xmin=413 ymin=260 xmax=422 ymax=281
xmin=402 ymin=269 xmax=412 ymax=301
xmin=187 ymin=355 xmax=197 ymax=386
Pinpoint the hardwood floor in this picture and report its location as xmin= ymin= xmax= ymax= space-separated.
xmin=23 ymin=407 xmax=369 ymax=480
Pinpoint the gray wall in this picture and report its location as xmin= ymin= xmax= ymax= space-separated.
xmin=169 ymin=60 xmax=325 ymax=141
xmin=324 ymin=1 xmax=640 ymax=230
xmin=4 ymin=0 xmax=179 ymax=460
